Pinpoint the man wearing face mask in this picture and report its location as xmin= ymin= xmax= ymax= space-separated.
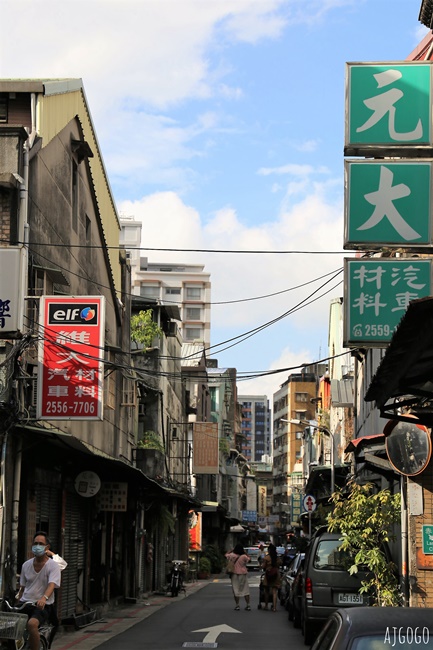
xmin=15 ymin=531 xmax=62 ymax=650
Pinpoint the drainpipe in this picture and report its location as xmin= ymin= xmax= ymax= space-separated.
xmin=401 ymin=475 xmax=409 ymax=606
xmin=0 ymin=432 xmax=8 ymax=596
xmin=9 ymin=93 xmax=37 ymax=584
xmin=10 ymin=438 xmax=22 ymax=584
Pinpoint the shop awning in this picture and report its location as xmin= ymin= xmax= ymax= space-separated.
xmin=365 ymin=297 xmax=433 ymax=425
xmin=15 ymin=424 xmax=195 ymax=500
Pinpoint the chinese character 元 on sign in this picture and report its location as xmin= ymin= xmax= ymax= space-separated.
xmin=356 ymin=69 xmax=423 ymax=142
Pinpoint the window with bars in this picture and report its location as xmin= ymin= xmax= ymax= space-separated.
xmin=186 ymin=307 xmax=201 ymax=320
xmin=140 ymin=285 xmax=160 ymax=298
xmin=0 ymin=97 xmax=7 ymax=123
xmin=121 ymin=376 xmax=135 ymax=406
xmin=104 ymin=355 xmax=116 ymax=410
xmin=186 ymin=287 xmax=201 ymax=299
xmin=185 ymin=327 xmax=202 ymax=340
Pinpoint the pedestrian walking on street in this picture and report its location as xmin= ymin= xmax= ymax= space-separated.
xmin=261 ymin=543 xmax=282 ymax=612
xmin=225 ymin=543 xmax=251 ymax=611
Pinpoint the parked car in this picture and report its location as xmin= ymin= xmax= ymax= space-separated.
xmin=244 ymin=546 xmax=266 ymax=571
xmin=280 ymin=551 xmax=304 ymax=606
xmin=311 ymin=607 xmax=433 ymax=650
xmin=287 ymin=552 xmax=306 ymax=628
xmin=301 ymin=527 xmax=371 ymax=645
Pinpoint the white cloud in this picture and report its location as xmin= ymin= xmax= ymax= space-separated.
xmin=294 ymin=139 xmax=320 ymax=153
xmin=238 ymin=346 xmax=313 ymax=398
xmin=119 ymin=172 xmax=344 ymax=337
xmin=258 ymin=163 xmax=330 ymax=177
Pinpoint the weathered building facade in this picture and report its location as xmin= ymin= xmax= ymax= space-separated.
xmin=0 ymin=79 xmax=196 ymax=622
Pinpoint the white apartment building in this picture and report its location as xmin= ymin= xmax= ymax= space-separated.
xmin=120 ymin=216 xmax=211 ymax=346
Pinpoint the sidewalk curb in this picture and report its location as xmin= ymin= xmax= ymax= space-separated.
xmin=52 ymin=580 xmax=212 ymax=650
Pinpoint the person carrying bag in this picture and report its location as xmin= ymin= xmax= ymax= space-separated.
xmin=225 ymin=544 xmax=251 ymax=611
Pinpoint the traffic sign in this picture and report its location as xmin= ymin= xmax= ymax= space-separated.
xmin=303 ymin=494 xmax=316 ymax=512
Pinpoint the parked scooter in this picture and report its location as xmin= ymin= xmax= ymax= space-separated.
xmin=169 ymin=560 xmax=185 ymax=597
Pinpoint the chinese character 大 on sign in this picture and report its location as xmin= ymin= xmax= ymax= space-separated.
xmin=37 ymin=296 xmax=105 ymax=420
xmin=345 ymin=160 xmax=432 ymax=248
xmin=344 ymin=258 xmax=432 ymax=347
xmin=346 ymin=62 xmax=432 ymax=148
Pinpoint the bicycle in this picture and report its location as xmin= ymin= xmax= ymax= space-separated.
xmin=0 ymin=600 xmax=54 ymax=650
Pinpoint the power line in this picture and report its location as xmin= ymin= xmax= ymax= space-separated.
xmin=25 ymin=242 xmax=343 ymax=308
xmin=2 ymin=237 xmax=352 ymax=254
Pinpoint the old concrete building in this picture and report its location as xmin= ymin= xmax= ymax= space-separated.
xmin=0 ymin=79 xmax=191 ymax=620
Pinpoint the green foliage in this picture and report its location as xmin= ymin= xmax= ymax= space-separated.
xmin=148 ymin=502 xmax=175 ymax=537
xmin=202 ymin=543 xmax=224 ymax=573
xmin=137 ymin=430 xmax=165 ymax=453
xmin=327 ymin=481 xmax=401 ymax=606
xmin=131 ymin=309 xmax=163 ymax=348
xmin=219 ymin=438 xmax=230 ymax=455
xmin=199 ymin=556 xmax=212 ymax=574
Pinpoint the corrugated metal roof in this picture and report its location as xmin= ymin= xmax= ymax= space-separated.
xmin=181 ymin=343 xmax=205 ymax=366
xmin=330 ymin=378 xmax=354 ymax=407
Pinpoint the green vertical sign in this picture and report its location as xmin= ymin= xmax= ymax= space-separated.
xmin=344 ymin=258 xmax=432 ymax=346
xmin=345 ymin=160 xmax=432 ymax=247
xmin=422 ymin=525 xmax=433 ymax=554
xmin=346 ymin=63 xmax=432 ymax=147
xmin=291 ymin=493 xmax=302 ymax=520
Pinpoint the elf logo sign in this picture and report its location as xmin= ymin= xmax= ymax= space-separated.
xmin=48 ymin=302 xmax=99 ymax=325
xmin=38 ymin=296 xmax=105 ymax=421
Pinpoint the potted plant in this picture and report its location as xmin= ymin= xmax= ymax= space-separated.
xmin=197 ymin=556 xmax=211 ymax=579
xmin=135 ymin=431 xmax=165 ymax=478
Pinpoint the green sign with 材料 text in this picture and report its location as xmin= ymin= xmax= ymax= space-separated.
xmin=422 ymin=525 xmax=433 ymax=554
xmin=344 ymin=258 xmax=432 ymax=347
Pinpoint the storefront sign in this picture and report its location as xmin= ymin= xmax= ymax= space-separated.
xmin=0 ymin=248 xmax=23 ymax=336
xmin=192 ymin=422 xmax=219 ymax=474
xmin=189 ymin=511 xmax=202 ymax=551
xmin=97 ymin=482 xmax=128 ymax=511
xmin=345 ymin=160 xmax=432 ymax=247
xmin=344 ymin=258 xmax=432 ymax=346
xmin=422 ymin=525 xmax=433 ymax=555
xmin=37 ymin=296 xmax=105 ymax=420
xmin=346 ymin=62 xmax=432 ymax=148
xmin=241 ymin=510 xmax=257 ymax=522
xmin=74 ymin=471 xmax=101 ymax=497
xmin=258 ymin=485 xmax=267 ymax=516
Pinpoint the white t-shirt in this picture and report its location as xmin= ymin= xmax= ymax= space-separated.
xmin=19 ymin=558 xmax=61 ymax=605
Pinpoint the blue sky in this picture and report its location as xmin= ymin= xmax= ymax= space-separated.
xmin=2 ymin=0 xmax=428 ymax=398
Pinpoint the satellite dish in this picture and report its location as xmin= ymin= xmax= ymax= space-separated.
xmin=384 ymin=418 xmax=431 ymax=476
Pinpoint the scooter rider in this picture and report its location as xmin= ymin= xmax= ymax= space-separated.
xmin=15 ymin=531 xmax=61 ymax=650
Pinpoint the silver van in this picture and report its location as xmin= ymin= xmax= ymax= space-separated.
xmin=244 ymin=546 xmax=266 ymax=570
xmin=301 ymin=529 xmax=370 ymax=644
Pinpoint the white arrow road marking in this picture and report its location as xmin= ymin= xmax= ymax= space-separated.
xmin=192 ymin=624 xmax=242 ymax=643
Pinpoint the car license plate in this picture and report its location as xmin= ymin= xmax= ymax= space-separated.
xmin=337 ymin=593 xmax=363 ymax=604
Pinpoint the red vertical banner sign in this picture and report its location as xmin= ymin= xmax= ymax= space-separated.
xmin=189 ymin=511 xmax=202 ymax=552
xmin=37 ymin=296 xmax=105 ymax=420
